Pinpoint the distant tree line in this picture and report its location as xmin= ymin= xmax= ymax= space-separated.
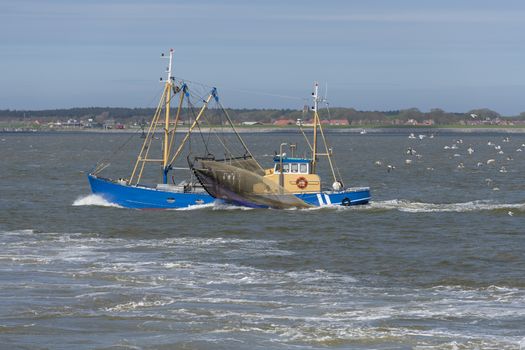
xmin=1 ymin=107 xmax=524 ymax=125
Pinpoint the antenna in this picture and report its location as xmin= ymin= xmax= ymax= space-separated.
xmin=311 ymin=81 xmax=319 ymax=112
xmin=160 ymin=48 xmax=174 ymax=83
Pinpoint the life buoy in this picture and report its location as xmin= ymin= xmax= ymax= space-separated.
xmin=296 ymin=177 xmax=308 ymax=189
xmin=341 ymin=198 xmax=351 ymax=206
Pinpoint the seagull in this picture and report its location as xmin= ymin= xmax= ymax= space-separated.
xmin=488 ymin=141 xmax=494 ymax=146
xmin=387 ymin=165 xmax=395 ymax=172
xmin=499 ymin=166 xmax=507 ymax=173
xmin=486 ymin=159 xmax=495 ymax=165
xmin=476 ymin=162 xmax=483 ymax=167
xmin=374 ymin=160 xmax=383 ymax=166
xmin=405 ymin=159 xmax=412 ymax=165
xmin=467 ymin=147 xmax=474 ymax=155
xmin=457 ymin=163 xmax=465 ymax=169
xmin=508 ymin=211 xmax=514 ymax=216
xmin=494 ymin=145 xmax=501 ymax=150
xmin=516 ymin=149 xmax=522 ymax=152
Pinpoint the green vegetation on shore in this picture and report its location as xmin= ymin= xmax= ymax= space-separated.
xmin=1 ymin=106 xmax=525 ymax=130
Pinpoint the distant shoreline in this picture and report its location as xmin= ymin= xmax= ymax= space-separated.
xmin=3 ymin=126 xmax=525 ymax=134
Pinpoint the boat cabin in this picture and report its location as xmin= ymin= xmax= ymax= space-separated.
xmin=263 ymin=156 xmax=321 ymax=193
xmin=273 ymin=156 xmax=311 ymax=175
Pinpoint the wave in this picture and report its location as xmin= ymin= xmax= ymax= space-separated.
xmin=72 ymin=194 xmax=122 ymax=208
xmin=70 ymin=194 xmax=524 ymax=214
xmin=211 ymin=202 xmax=255 ymax=211
xmin=0 ymin=229 xmax=35 ymax=236
xmin=173 ymin=202 xmax=215 ymax=211
xmin=282 ymin=199 xmax=525 ymax=214
xmin=104 ymin=296 xmax=175 ymax=312
xmin=366 ymin=199 xmax=525 ymax=213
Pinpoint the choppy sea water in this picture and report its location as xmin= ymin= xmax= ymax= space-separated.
xmin=1 ymin=131 xmax=524 ymax=349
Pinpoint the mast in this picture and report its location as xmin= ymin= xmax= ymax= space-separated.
xmin=130 ymin=49 xmax=179 ymax=186
xmin=310 ymin=81 xmax=341 ymax=188
xmin=311 ymin=82 xmax=319 ymax=173
xmin=162 ymin=49 xmax=174 ymax=184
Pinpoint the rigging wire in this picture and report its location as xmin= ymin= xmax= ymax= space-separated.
xmin=92 ymin=126 xmax=142 ymax=175
xmin=92 ymin=82 xmax=166 ymax=176
xmin=323 ymin=102 xmax=344 ymax=185
xmin=216 ymin=99 xmax=262 ymax=169
xmin=186 ymin=96 xmax=214 ymax=157
xmin=173 ymin=76 xmax=305 ymax=102
xmin=176 ymin=82 xmax=257 ymax=163
xmin=94 ymin=76 xmax=349 ymax=189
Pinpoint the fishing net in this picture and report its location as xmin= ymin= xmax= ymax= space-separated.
xmin=192 ymin=158 xmax=311 ymax=209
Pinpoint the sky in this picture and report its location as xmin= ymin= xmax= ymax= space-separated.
xmin=1 ymin=0 xmax=524 ymax=115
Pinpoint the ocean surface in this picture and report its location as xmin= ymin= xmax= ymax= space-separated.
xmin=1 ymin=131 xmax=524 ymax=349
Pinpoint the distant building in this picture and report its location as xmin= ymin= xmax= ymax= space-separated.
xmin=241 ymin=121 xmax=263 ymax=126
xmin=273 ymin=119 xmax=296 ymax=126
xmin=307 ymin=119 xmax=350 ymax=126
xmin=327 ymin=119 xmax=349 ymax=126
xmin=65 ymin=119 xmax=81 ymax=128
xmin=103 ymin=119 xmax=116 ymax=130
xmin=404 ymin=119 xmax=434 ymax=126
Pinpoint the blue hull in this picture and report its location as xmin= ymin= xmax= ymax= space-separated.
xmin=208 ymin=188 xmax=371 ymax=209
xmin=296 ymin=188 xmax=371 ymax=207
xmin=87 ymin=174 xmax=214 ymax=209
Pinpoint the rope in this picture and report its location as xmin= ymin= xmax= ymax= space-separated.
xmin=173 ymin=76 xmax=305 ymax=102
xmin=324 ymin=104 xmax=345 ymax=185
xmin=92 ymin=127 xmax=142 ymax=175
xmin=217 ymin=100 xmax=263 ymax=170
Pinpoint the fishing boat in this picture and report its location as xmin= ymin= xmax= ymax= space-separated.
xmin=190 ymin=82 xmax=371 ymax=209
xmin=87 ymin=49 xmax=216 ymax=209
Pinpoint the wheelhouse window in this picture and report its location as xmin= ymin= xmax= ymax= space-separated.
xmin=274 ymin=163 xmax=290 ymax=174
xmin=300 ymin=163 xmax=308 ymax=174
xmin=274 ymin=162 xmax=309 ymax=174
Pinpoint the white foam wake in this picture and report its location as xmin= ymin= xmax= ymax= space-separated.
xmin=370 ymin=199 xmax=525 ymax=213
xmin=72 ymin=194 xmax=121 ymax=208
xmin=174 ymin=202 xmax=216 ymax=211
xmin=211 ymin=202 xmax=255 ymax=211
